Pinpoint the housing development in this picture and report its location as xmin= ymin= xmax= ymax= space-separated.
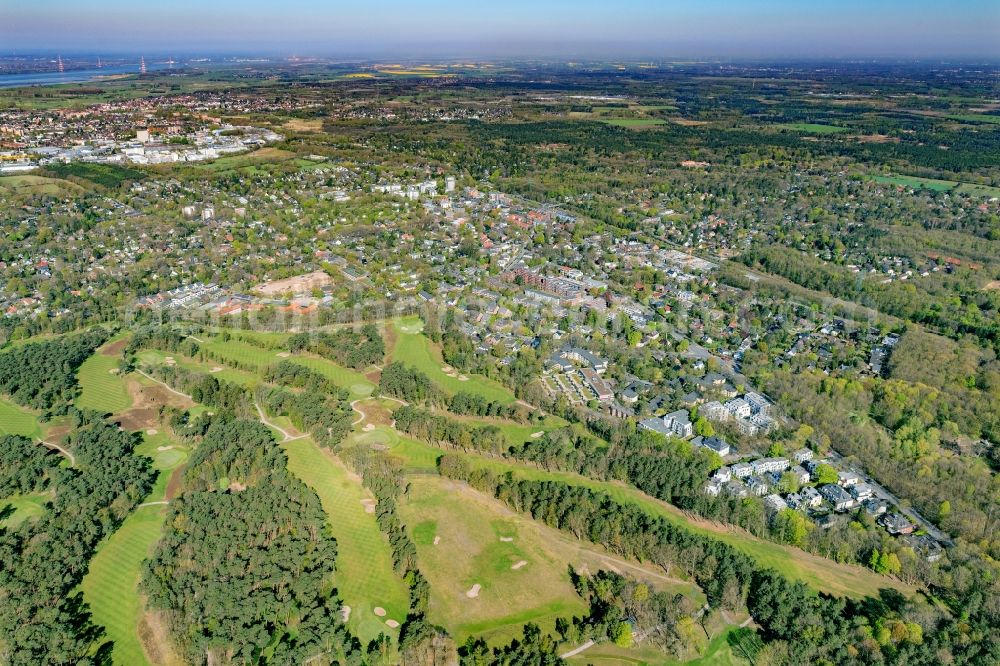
xmin=0 ymin=37 xmax=997 ymax=666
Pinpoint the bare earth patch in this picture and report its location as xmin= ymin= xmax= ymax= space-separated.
xmin=983 ymin=280 xmax=1000 ymax=291
xmin=511 ymin=560 xmax=528 ymax=570
xmin=228 ymin=480 xmax=247 ymax=492
xmin=138 ymin=609 xmax=184 ymax=666
xmin=100 ymin=338 xmax=129 ymax=357
xmin=465 ymin=584 xmax=482 ymax=598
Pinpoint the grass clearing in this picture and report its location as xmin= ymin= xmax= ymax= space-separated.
xmin=775 ymin=123 xmax=848 ymax=134
xmin=0 ymin=493 xmax=49 ymax=528
xmin=0 ymin=396 xmax=42 ymax=438
xmin=391 ymin=317 xmax=516 ymax=404
xmin=282 ymin=437 xmax=409 ymax=644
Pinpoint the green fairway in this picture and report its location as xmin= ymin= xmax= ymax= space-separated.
xmin=945 ymin=113 xmax=1000 ymax=125
xmin=385 ymin=438 xmax=915 ymax=601
xmin=0 ymin=396 xmax=42 ymax=438
xmin=282 ymin=437 xmax=409 ymax=644
xmin=870 ymin=174 xmax=1000 ymax=198
xmin=76 ymin=345 xmax=132 ymax=414
xmin=137 ymin=348 xmax=258 ymax=387
xmin=285 ymin=355 xmax=376 ymax=398
xmin=775 ymin=122 xmax=847 ymax=134
xmin=81 ymin=504 xmax=167 ymax=666
xmin=399 ymin=476 xmax=588 ymax=643
xmin=199 ymin=337 xmax=279 ymax=369
xmin=601 ymin=118 xmax=667 ymax=128
xmin=391 ymin=317 xmax=516 ymax=404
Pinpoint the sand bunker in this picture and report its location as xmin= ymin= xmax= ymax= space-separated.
xmin=511 ymin=560 xmax=528 ymax=570
xmin=108 ymin=368 xmax=119 ymax=374
xmin=373 ymin=607 xmax=386 ymax=617
xmin=209 ymin=367 xmax=223 ymax=373
xmin=441 ymin=366 xmax=453 ymax=373
xmin=276 ymin=352 xmax=291 ymax=358
xmin=362 ymin=423 xmax=375 ymax=432
xmin=164 ymin=357 xmax=175 ymax=365
xmin=146 ymin=428 xmax=159 ymax=435
xmin=499 ymin=537 xmax=514 ymax=542
xmin=457 ymin=375 xmax=469 ymax=381
xmin=360 ymin=498 xmax=377 ymax=514
xmin=156 ymin=445 xmax=174 ymax=452
xmin=531 ymin=431 xmax=544 ymax=438
xmin=340 ymin=605 xmax=351 ymax=622
xmin=465 ymin=584 xmax=481 ymax=598
xmin=385 ymin=619 xmax=400 ymax=628
xmin=433 ymin=536 xmax=441 ymax=545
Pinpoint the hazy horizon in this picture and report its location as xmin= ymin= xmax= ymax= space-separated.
xmin=4 ymin=0 xmax=999 ymax=60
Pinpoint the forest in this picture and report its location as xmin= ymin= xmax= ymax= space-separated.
xmin=143 ymin=417 xmax=364 ymax=664
xmin=0 ymin=416 xmax=155 ymax=665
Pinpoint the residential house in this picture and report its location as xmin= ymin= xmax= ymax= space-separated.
xmin=880 ymin=513 xmax=915 ymax=535
xmin=820 ymin=484 xmax=855 ymax=512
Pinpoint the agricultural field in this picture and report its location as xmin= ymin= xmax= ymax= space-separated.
xmin=282 ymin=437 xmax=409 ymax=643
xmin=0 ymin=396 xmax=42 ymax=438
xmin=76 ymin=339 xmax=132 ymax=414
xmin=391 ymin=317 xmax=516 ymax=404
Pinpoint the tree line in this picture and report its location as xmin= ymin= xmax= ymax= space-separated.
xmin=437 ymin=457 xmax=997 ymax=665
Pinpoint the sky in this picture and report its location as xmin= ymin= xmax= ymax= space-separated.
xmin=3 ymin=0 xmax=999 ymax=60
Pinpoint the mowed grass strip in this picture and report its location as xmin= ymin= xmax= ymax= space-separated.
xmin=0 ymin=396 xmax=42 ymax=438
xmin=385 ymin=438 xmax=915 ymax=601
xmin=392 ymin=317 xmax=516 ymax=404
xmin=81 ymin=504 xmax=167 ymax=666
xmin=76 ymin=342 xmax=132 ymax=414
xmin=282 ymin=438 xmax=409 ymax=644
